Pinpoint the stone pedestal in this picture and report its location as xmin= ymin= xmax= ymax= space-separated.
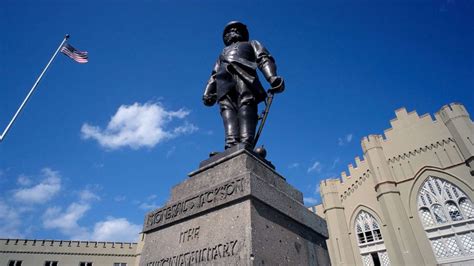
xmin=139 ymin=145 xmax=329 ymax=265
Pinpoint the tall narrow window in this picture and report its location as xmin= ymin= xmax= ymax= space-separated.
xmin=355 ymin=211 xmax=390 ymax=266
xmin=417 ymin=176 xmax=474 ymax=264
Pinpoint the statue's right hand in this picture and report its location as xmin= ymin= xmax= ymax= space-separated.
xmin=203 ymin=94 xmax=217 ymax=106
xmin=268 ymin=76 xmax=285 ymax=94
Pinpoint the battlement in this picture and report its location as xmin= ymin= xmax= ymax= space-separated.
xmin=387 ymin=107 xmax=435 ymax=132
xmin=436 ymin=103 xmax=470 ymax=124
xmin=361 ymin=134 xmax=384 ymax=153
xmin=361 ymin=103 xmax=464 ymax=161
xmin=322 ymin=103 xmax=470 ymax=203
xmin=320 ymin=179 xmax=341 ymax=194
xmin=0 ymin=238 xmax=137 ymax=249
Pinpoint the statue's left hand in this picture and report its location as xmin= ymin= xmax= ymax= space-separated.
xmin=203 ymin=94 xmax=217 ymax=106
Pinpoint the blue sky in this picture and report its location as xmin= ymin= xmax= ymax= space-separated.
xmin=1 ymin=0 xmax=473 ymax=242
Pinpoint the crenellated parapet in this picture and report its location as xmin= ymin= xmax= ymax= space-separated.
xmin=338 ymin=155 xmax=372 ymax=202
xmin=363 ymin=103 xmax=470 ymax=182
xmin=1 ymin=238 xmax=137 ymax=249
xmin=0 ymin=238 xmax=138 ymax=257
xmin=318 ymin=154 xmax=373 ymax=204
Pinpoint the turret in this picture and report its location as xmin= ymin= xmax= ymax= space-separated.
xmin=437 ymin=103 xmax=474 ymax=175
xmin=362 ymin=134 xmax=394 ymax=185
xmin=320 ymin=179 xmax=357 ymax=265
xmin=320 ymin=179 xmax=343 ymax=211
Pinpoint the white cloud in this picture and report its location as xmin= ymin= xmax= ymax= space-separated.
xmin=346 ymin=134 xmax=353 ymax=143
xmin=13 ymin=168 xmax=61 ymax=204
xmin=288 ymin=163 xmax=300 ymax=169
xmin=172 ymin=121 xmax=198 ymax=135
xmin=0 ymin=200 xmax=23 ymax=238
xmin=337 ymin=138 xmax=344 ymax=146
xmin=338 ymin=133 xmax=354 ymax=146
xmin=307 ymin=161 xmax=322 ymax=173
xmin=93 ymin=163 xmax=104 ymax=168
xmin=137 ymin=194 xmax=161 ymax=210
xmin=42 ymin=202 xmax=140 ymax=241
xmin=90 ymin=217 xmax=141 ymax=242
xmin=42 ymin=202 xmax=90 ymax=239
xmin=303 ymin=197 xmax=319 ymax=205
xmin=166 ymin=146 xmax=176 ymax=158
xmin=114 ymin=195 xmax=126 ymax=202
xmin=330 ymin=157 xmax=340 ymax=169
xmin=139 ymin=202 xmax=160 ymax=211
xmin=17 ymin=175 xmax=32 ymax=186
xmin=147 ymin=194 xmax=157 ymax=200
xmin=79 ymin=189 xmax=100 ymax=202
xmin=81 ymin=102 xmax=198 ymax=150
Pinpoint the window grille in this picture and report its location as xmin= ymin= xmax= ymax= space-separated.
xmin=420 ymin=207 xmax=435 ymax=227
xmin=355 ymin=211 xmax=391 ymax=265
xmin=417 ymin=176 xmax=474 ymax=263
xmin=459 ymin=232 xmax=474 ymax=254
xmin=431 ymin=239 xmax=448 ymax=258
xmin=446 ymin=202 xmax=463 ymax=221
xmin=378 ymin=251 xmax=391 ymax=266
xmin=362 ymin=254 xmax=374 ymax=266
xmin=355 ymin=211 xmax=383 ymax=244
xmin=459 ymin=198 xmax=474 ymax=218
xmin=432 ymin=204 xmax=447 ymax=224
xmin=445 ymin=236 xmax=461 ymax=256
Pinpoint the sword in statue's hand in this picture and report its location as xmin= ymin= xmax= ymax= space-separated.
xmin=253 ymin=77 xmax=285 ymax=149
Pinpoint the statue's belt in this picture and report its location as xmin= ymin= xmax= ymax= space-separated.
xmin=219 ymin=56 xmax=257 ymax=85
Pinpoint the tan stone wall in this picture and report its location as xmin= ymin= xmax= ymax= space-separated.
xmin=0 ymin=239 xmax=138 ymax=266
xmin=316 ymin=103 xmax=474 ymax=266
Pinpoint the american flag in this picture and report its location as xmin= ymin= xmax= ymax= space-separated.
xmin=60 ymin=43 xmax=88 ymax=63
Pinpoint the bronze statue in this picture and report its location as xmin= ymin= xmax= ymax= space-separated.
xmin=203 ymin=21 xmax=284 ymax=150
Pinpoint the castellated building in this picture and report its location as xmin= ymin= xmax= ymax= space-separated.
xmin=1 ymin=102 xmax=472 ymax=266
xmin=311 ymin=102 xmax=474 ymax=266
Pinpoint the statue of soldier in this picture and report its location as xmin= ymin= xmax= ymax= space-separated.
xmin=203 ymin=21 xmax=284 ymax=150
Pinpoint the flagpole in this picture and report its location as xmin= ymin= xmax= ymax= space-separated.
xmin=0 ymin=34 xmax=70 ymax=142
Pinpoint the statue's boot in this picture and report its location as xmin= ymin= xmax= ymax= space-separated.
xmin=221 ymin=108 xmax=239 ymax=149
xmin=238 ymin=102 xmax=258 ymax=149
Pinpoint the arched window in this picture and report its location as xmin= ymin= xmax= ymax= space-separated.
xmin=355 ymin=211 xmax=391 ymax=266
xmin=417 ymin=176 xmax=474 ymax=264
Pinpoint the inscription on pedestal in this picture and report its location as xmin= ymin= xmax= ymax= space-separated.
xmin=144 ymin=176 xmax=246 ymax=232
xmin=145 ymin=240 xmax=239 ymax=266
xmin=179 ymin=227 xmax=199 ymax=243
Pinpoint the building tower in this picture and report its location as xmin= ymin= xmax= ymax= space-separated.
xmin=437 ymin=103 xmax=474 ymax=175
xmin=320 ymin=179 xmax=357 ymax=265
